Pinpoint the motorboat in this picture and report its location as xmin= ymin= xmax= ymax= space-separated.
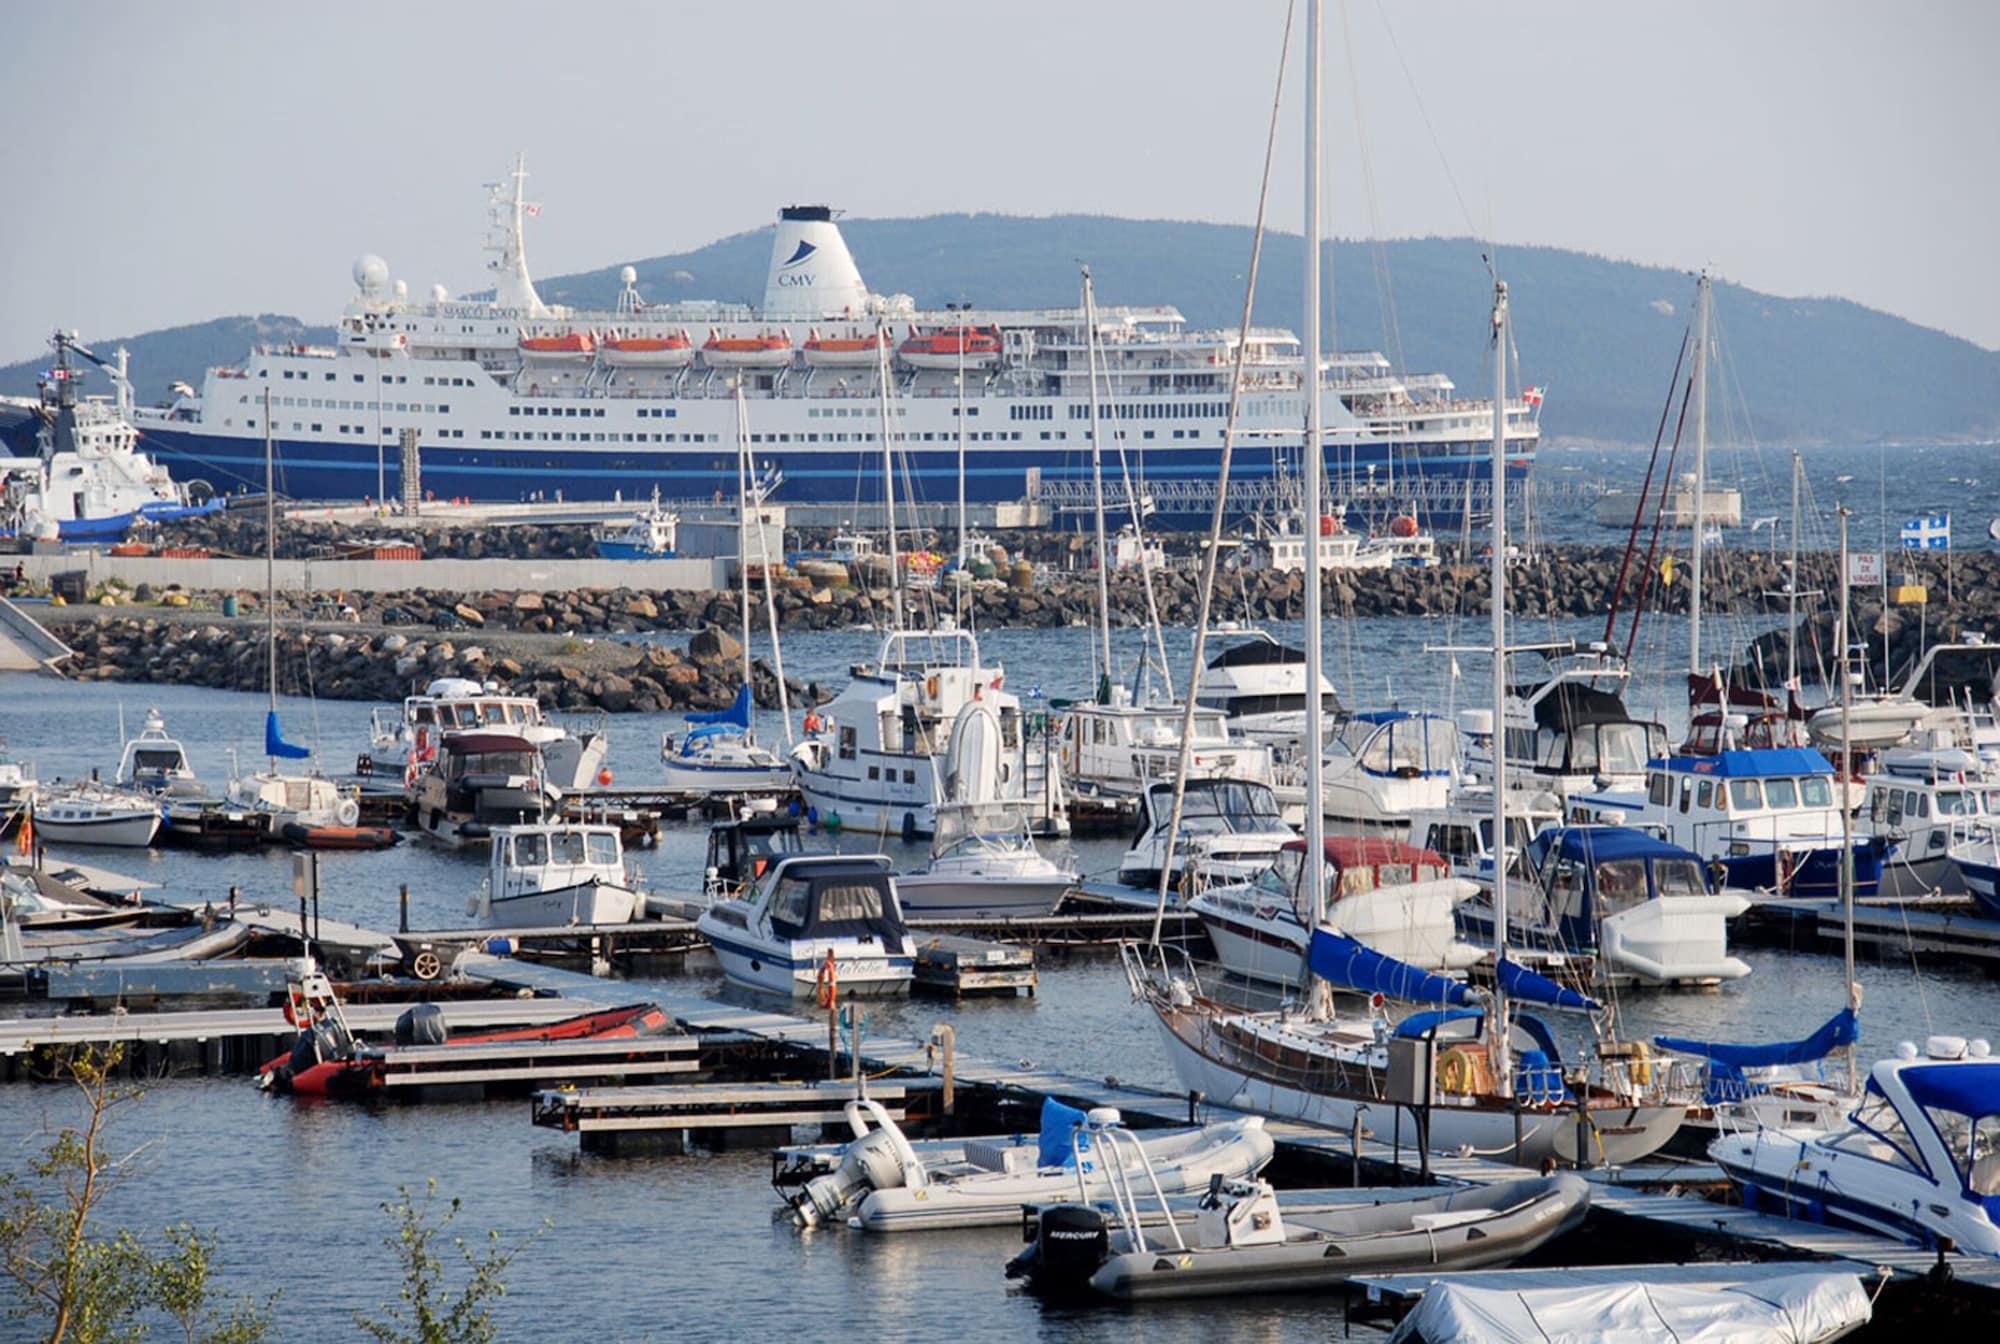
xmin=227 ymin=761 xmax=367 ymax=840
xmin=1116 ymin=778 xmax=1295 ymax=892
xmin=660 ymin=684 xmax=791 ymax=794
xmin=896 ymin=800 xmax=1075 ymax=919
xmin=1952 ymin=830 xmax=2000 ymax=918
xmin=1408 ymin=786 xmax=1563 ymax=889
xmin=1570 ymin=749 xmax=1887 ymax=899
xmin=1387 ymin=1269 xmax=1872 ymax=1344
xmin=1458 ymin=645 xmax=1670 ymax=806
xmin=410 ymin=732 xmax=560 ymax=848
xmin=1061 ymin=698 xmax=1273 ymax=804
xmin=0 ymin=742 xmax=35 ymax=812
xmin=260 ymin=964 xmax=674 ymax=1098
xmin=476 ymin=821 xmax=640 ymax=927
xmin=1012 ymin=1168 xmax=1587 ymax=1301
xmin=695 ymin=853 xmax=915 ymax=997
xmin=364 ymin=677 xmax=608 ymax=793
xmin=1357 ymin=515 xmax=1440 ymax=569
xmin=1861 ymin=734 xmax=2000 ymax=897
xmin=30 ymin=783 xmax=162 ymax=848
xmin=114 ymin=708 xmax=203 ymax=797
xmin=1487 ymin=826 xmax=1753 ymax=988
xmin=1245 ymin=508 xmax=1389 ymax=574
xmin=1711 ymin=1037 xmax=2000 ymax=1257
xmin=782 ymin=1096 xmax=1272 ymax=1232
xmin=594 ymin=491 xmax=679 ymax=559
xmin=1319 ymin=710 xmax=1461 ymax=838
xmin=1192 ymin=625 xmax=1342 ymax=748
xmin=702 ymin=808 xmax=805 ymax=898
xmin=1189 ymin=837 xmax=1481 ymax=987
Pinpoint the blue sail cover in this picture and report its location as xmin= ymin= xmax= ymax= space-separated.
xmin=1497 ymin=957 xmax=1602 ymax=1012
xmin=1309 ymin=928 xmax=1471 ymax=1007
xmin=684 ymin=683 xmax=752 ymax=731
xmin=264 ymin=710 xmax=310 ymax=760
xmin=1653 ymin=1006 xmax=1859 ymax=1068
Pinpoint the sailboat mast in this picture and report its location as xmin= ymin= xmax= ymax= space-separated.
xmin=1787 ymin=451 xmax=1802 ymax=688
xmin=1836 ymin=505 xmax=1858 ymax=1086
xmin=1489 ymin=279 xmax=1512 ymax=1092
xmin=956 ymin=334 xmax=968 ymax=577
xmin=1301 ymin=0 xmax=1329 ymax=1012
xmin=263 ymin=387 xmax=278 ymax=754
xmin=1082 ymin=268 xmax=1114 ymax=694
xmin=735 ymin=385 xmax=754 ymax=688
xmin=1688 ymin=271 xmax=1711 ymax=675
xmin=876 ymin=329 xmax=904 ymax=634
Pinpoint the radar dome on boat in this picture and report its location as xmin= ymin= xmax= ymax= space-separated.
xmin=353 ymin=254 xmax=390 ymax=295
xmin=393 ymin=279 xmax=408 ymax=300
xmin=620 ymin=265 xmax=638 ymax=285
xmin=431 ymin=283 xmax=450 ymax=302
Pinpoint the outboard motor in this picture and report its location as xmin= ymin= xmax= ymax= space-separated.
xmin=1007 ymin=1203 xmax=1110 ymax=1295
xmin=792 ymin=1127 xmax=907 ymax=1228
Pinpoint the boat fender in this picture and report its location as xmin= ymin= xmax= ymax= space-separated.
xmin=925 ymin=674 xmax=940 ymax=700
xmin=335 ymin=798 xmax=360 ymax=828
xmin=901 ymin=812 xmax=919 ymax=844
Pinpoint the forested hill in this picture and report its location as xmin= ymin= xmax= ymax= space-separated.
xmin=8 ymin=215 xmax=1996 ymax=447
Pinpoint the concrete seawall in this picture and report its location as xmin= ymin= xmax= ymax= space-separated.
xmin=15 ymin=552 xmax=731 ymax=595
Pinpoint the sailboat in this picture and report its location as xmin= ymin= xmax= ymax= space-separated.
xmin=660 ymin=387 xmax=792 ymax=794
xmin=1126 ymin=12 xmax=1680 ymax=1166
xmin=226 ymin=390 xmax=396 ymax=850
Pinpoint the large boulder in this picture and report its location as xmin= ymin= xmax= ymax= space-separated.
xmin=688 ymin=624 xmax=743 ymax=666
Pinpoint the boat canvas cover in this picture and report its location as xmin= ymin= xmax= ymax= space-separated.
xmin=1528 ymin=826 xmax=1703 ymax=871
xmin=1308 ymin=928 xmax=1470 ymax=1007
xmin=1653 ymin=1007 xmax=1858 ymax=1069
xmin=685 ymin=684 xmax=753 ymax=733
xmin=1657 ymin=748 xmax=1835 ymax=778
xmin=1898 ymin=1060 xmax=2000 ymax=1121
xmin=1497 ymin=957 xmax=1602 ymax=1013
xmin=263 ymin=710 xmax=310 ymax=761
xmin=1522 ymin=682 xmax=1631 ymax=731
xmin=768 ymin=861 xmax=903 ymax=943
xmin=1388 ymin=1270 xmax=1871 ymax=1344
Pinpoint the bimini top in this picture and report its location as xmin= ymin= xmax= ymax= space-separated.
xmin=1528 ymin=826 xmax=1700 ymax=869
xmin=1655 ymin=748 xmax=1834 ymax=779
xmin=1894 ymin=1059 xmax=2000 ymax=1120
xmin=444 ymin=732 xmax=538 ymax=756
xmin=1283 ymin=836 xmax=1449 ymax=876
xmin=1521 ymin=681 xmax=1632 ymax=730
xmin=1206 ymin=639 xmax=1303 ymax=669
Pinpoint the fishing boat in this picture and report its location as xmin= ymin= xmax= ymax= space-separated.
xmin=114 ymin=709 xmax=203 ymax=797
xmin=1189 ymin=837 xmax=1481 ymax=986
xmin=410 ymin=732 xmax=559 ymax=848
xmin=695 ymin=853 xmax=915 ymax=997
xmin=1387 ymin=1269 xmax=1872 ymax=1344
xmin=783 ymin=1096 xmax=1272 ymax=1232
xmin=475 ymin=821 xmax=639 ymax=927
xmin=1711 ymin=1038 xmax=2000 ymax=1257
xmin=365 ymin=676 xmax=608 ymax=793
xmin=1117 ymin=778 xmax=1295 ymax=891
xmin=1862 ymin=737 xmax=1999 ymax=897
xmin=1319 ymin=710 xmax=1461 ymax=838
xmin=1010 ymin=1166 xmax=1588 ymax=1301
xmin=593 ymin=490 xmax=678 ymax=559
xmin=30 ymin=783 xmax=162 ymax=848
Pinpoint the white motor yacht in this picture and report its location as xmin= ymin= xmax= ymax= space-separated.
xmin=1117 ymin=778 xmax=1295 ymax=892
xmin=367 ymin=677 xmax=608 ymax=792
xmin=31 ymin=783 xmax=162 ymax=848
xmin=1319 ymin=710 xmax=1460 ymax=839
xmin=1192 ymin=625 xmax=1341 ymax=748
xmin=115 ymin=708 xmax=202 ymax=797
xmin=897 ymin=800 xmax=1076 ymax=919
xmin=1062 ymin=697 xmax=1273 ymax=807
xmin=696 ymin=853 xmax=915 ymax=997
xmin=477 ymin=822 xmax=639 ymax=927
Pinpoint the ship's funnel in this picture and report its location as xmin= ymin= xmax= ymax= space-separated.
xmin=762 ymin=205 xmax=871 ymax=320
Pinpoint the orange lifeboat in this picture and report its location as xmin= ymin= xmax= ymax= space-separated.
xmin=518 ymin=330 xmax=596 ymax=364
xmin=899 ymin=325 xmax=1001 ymax=370
xmin=1389 ymin=514 xmax=1420 ymax=538
xmin=599 ymin=329 xmax=696 ymax=369
xmin=801 ymin=327 xmax=887 ymax=369
xmin=702 ymin=329 xmax=795 ymax=369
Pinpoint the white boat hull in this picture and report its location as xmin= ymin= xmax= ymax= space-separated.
xmin=33 ymin=809 xmax=161 ymax=848
xmin=893 ymin=871 xmax=1072 ymax=919
xmin=487 ymin=881 xmax=639 ymax=928
xmin=697 ymin=919 xmax=913 ymax=997
xmin=660 ymin=759 xmax=794 ymax=793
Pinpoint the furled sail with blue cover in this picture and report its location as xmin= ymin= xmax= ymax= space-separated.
xmin=1496 ymin=957 xmax=1601 ymax=1013
xmin=685 ymin=683 xmax=753 ymax=730
xmin=264 ymin=710 xmax=310 ymax=760
xmin=1653 ymin=1006 xmax=1858 ymax=1068
xmin=1309 ymin=928 xmax=1471 ymax=1007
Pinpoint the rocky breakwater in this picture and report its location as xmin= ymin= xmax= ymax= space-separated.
xmin=150 ymin=514 xmax=608 ymax=561
xmin=55 ymin=615 xmax=806 ymax=717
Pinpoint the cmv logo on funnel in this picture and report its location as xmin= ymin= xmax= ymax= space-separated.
xmin=778 ymin=240 xmax=817 ymax=286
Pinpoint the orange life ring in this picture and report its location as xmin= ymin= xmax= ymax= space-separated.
xmin=814 ymin=949 xmax=838 ymax=1010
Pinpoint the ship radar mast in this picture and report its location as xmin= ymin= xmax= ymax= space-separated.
xmin=485 ymin=152 xmax=547 ymax=317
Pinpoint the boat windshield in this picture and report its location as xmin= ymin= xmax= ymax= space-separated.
xmin=1594 ymin=859 xmax=1649 ymax=918
xmin=1574 ymin=721 xmax=1661 ymax=775
xmin=933 ymin=802 xmax=1028 ymax=849
xmin=1918 ymin=1101 xmax=2000 ymax=1197
xmin=1652 ymin=857 xmax=1708 ymax=896
xmin=1333 ymin=716 xmax=1457 ymax=774
xmin=1176 ymin=782 xmax=1287 ymax=834
xmin=1252 ymin=849 xmax=1302 ymax=900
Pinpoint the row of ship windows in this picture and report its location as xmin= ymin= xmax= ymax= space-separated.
xmin=241 ymin=396 xmax=449 ymax=414
xmin=271 ymin=370 xmax=414 ymax=387
xmin=460 ymin=429 xmax=1200 ymax=445
xmin=236 ymin=420 xmax=468 ymax=439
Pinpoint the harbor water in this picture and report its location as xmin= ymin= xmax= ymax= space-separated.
xmin=2 ymin=609 xmax=1997 ymax=1339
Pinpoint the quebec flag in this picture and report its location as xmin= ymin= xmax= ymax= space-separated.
xmin=1901 ymin=513 xmax=1950 ymax=550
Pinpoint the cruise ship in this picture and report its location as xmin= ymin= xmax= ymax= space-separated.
xmin=132 ymin=157 xmax=1542 ymax=513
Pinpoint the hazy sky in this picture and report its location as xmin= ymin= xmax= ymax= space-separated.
xmin=5 ymin=1 xmax=1995 ymax=364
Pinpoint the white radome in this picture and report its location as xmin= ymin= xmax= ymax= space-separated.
xmin=620 ymin=265 xmax=638 ymax=285
xmin=352 ymin=254 xmax=390 ymax=294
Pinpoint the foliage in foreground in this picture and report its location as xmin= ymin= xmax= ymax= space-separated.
xmin=354 ymin=1180 xmax=547 ymax=1344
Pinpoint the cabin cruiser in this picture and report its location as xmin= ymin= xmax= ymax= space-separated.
xmin=896 ymin=800 xmax=1075 ymax=919
xmin=1494 ymin=826 xmax=1752 ymax=988
xmin=1189 ymin=837 xmax=1481 ymax=987
xmin=1192 ymin=625 xmax=1341 ymax=748
xmin=1319 ymin=710 xmax=1460 ymax=838
xmin=28 ymin=783 xmax=162 ymax=848
xmin=791 ymin=627 xmax=1064 ymax=839
xmin=702 ymin=808 xmax=805 ymax=898
xmin=1711 ymin=1038 xmax=2000 ymax=1257
xmin=0 ymin=743 xmax=35 ymax=812
xmin=1953 ymin=831 xmax=2000 ymax=919
xmin=476 ymin=821 xmax=639 ymax=926
xmin=1117 ymin=778 xmax=1295 ymax=892
xmin=226 ymin=770 xmax=361 ymax=838
xmin=1061 ymin=698 xmax=1273 ymax=806
xmin=114 ymin=709 xmax=202 ymax=798
xmin=660 ymin=684 xmax=791 ymax=794
xmin=1408 ymin=787 xmax=1563 ymax=889
xmin=695 ymin=853 xmax=915 ymax=997
xmin=1460 ymin=646 xmax=1669 ymax=805
xmin=1861 ymin=734 xmax=2000 ymax=897
xmin=410 ymin=732 xmax=560 ymax=848
xmin=782 ymin=1097 xmax=1273 ymax=1233
xmin=366 ymin=677 xmax=608 ymax=792
xmin=1571 ymin=749 xmax=1887 ymax=899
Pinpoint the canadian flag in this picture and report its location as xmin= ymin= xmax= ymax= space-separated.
xmin=524 ymin=203 xmax=543 ymax=218
xmin=1522 ymin=386 xmax=1545 ymax=408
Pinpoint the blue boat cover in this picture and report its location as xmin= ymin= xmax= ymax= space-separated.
xmin=1653 ymin=1006 xmax=1858 ymax=1068
xmin=263 ymin=710 xmax=311 ymax=760
xmin=1532 ymin=826 xmax=1702 ymax=868
xmin=1497 ymin=957 xmax=1602 ymax=1012
xmin=1655 ymin=748 xmax=1834 ymax=778
xmin=1037 ymin=1096 xmax=1089 ymax=1168
xmin=685 ymin=683 xmax=752 ymax=731
xmin=1309 ymin=928 xmax=1471 ymax=1006
xmin=1897 ymin=1061 xmax=2000 ymax=1120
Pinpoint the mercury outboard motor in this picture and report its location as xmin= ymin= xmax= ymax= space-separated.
xmin=1007 ymin=1203 xmax=1110 ymax=1296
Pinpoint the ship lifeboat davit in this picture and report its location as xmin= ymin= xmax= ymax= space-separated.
xmin=518 ymin=330 xmax=597 ymax=364
xmin=802 ymin=327 xmax=887 ymax=369
xmin=599 ymin=329 xmax=696 ymax=369
xmin=702 ymin=330 xmax=795 ymax=370
xmin=899 ymin=325 xmax=1001 ymax=371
